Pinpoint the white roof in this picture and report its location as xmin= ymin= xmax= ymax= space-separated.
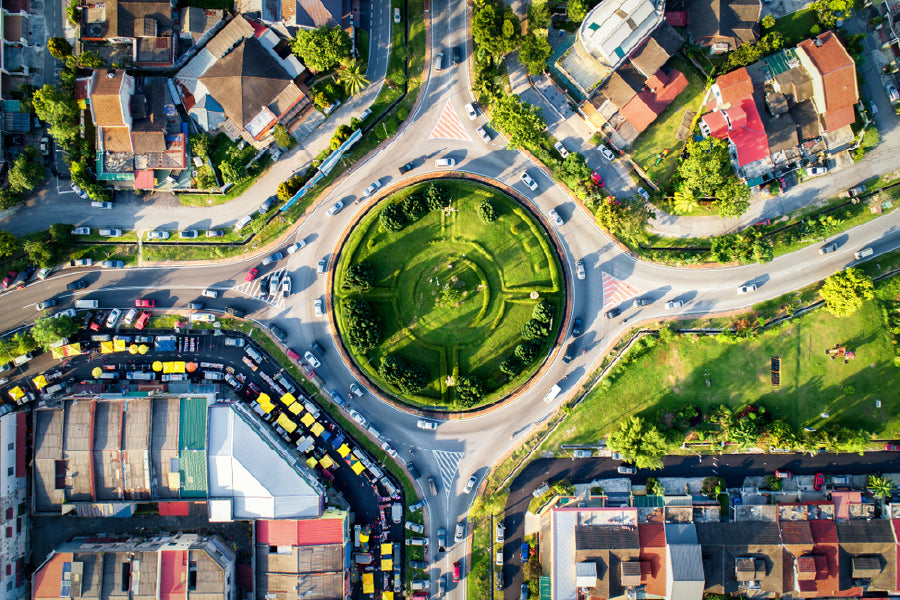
xmin=175 ymin=48 xmax=216 ymax=95
xmin=579 ymin=0 xmax=662 ymax=66
xmin=208 ymin=498 xmax=233 ymax=522
xmin=206 ymin=404 xmax=324 ymax=520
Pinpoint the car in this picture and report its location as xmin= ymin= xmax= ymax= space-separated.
xmin=520 ymin=542 xmax=530 ymax=562
xmin=202 ymin=289 xmax=218 ymax=298
xmin=562 ymin=342 xmax=577 ymax=364
xmin=224 ymin=337 xmax=245 ymax=347
xmin=304 ymin=351 xmax=321 ymax=369
xmin=99 ymin=229 xmax=122 ymax=237
xmin=206 ymin=229 xmax=224 ymax=238
xmin=317 ymin=257 xmax=329 ymax=274
xmin=71 ymin=227 xmax=91 ymax=236
xmin=605 ymin=308 xmax=621 ymax=319
xmin=53 ymin=308 xmax=76 ymax=320
xmin=465 ymin=102 xmax=477 ymax=120
xmin=40 ymin=136 xmax=50 ymax=155
xmin=454 ymin=521 xmax=465 ymax=542
xmin=452 ymin=47 xmax=461 ymax=65
xmin=36 ymin=299 xmax=57 ymax=311
xmin=349 ymin=409 xmax=367 ymax=426
xmin=775 ymin=470 xmax=792 ymax=478
xmin=437 ymin=527 xmax=447 ymax=551
xmin=135 ymin=298 xmax=155 ymax=308
xmin=399 ymin=162 xmax=416 ymax=174
xmin=226 ymin=306 xmax=246 ymax=318
xmin=1 ymin=271 xmax=15 ymax=288
xmin=496 ymin=571 xmax=504 ymax=590
xmin=476 ymin=126 xmax=492 ymax=143
xmin=350 ymin=382 xmax=365 ymax=397
xmin=269 ymin=148 xmax=281 ymax=162
xmin=66 ymin=279 xmax=87 ymax=291
xmin=635 ymin=187 xmax=650 ymax=200
xmin=884 ymin=443 xmax=899 ymax=451
xmin=71 ymin=184 xmax=89 ymax=199
xmin=261 ymin=251 xmax=284 ymax=265
xmin=188 ymin=301 xmax=204 ymax=310
xmin=311 ymin=340 xmax=326 ymax=355
xmin=548 ymin=208 xmax=563 ymax=227
xmin=737 ymin=284 xmax=757 ymax=294
xmin=590 ymin=171 xmax=605 ymax=187
xmin=147 ymin=230 xmax=169 ymax=240
xmin=520 ymin=171 xmax=538 ymax=191
xmin=554 ymin=141 xmax=568 ymax=158
xmin=258 ymin=197 xmax=275 ymax=215
xmin=407 ymin=461 xmax=421 ymax=479
xmin=122 ymin=308 xmax=137 ymax=325
xmin=269 ymin=324 xmax=287 ymax=342
xmin=521 ymin=584 xmax=529 ymax=600
xmin=617 ymin=465 xmax=637 ymax=474
xmin=417 ymin=419 xmax=437 ymax=430
xmin=819 ymin=242 xmax=837 ymax=254
xmin=814 ymin=472 xmax=824 ymax=491
xmin=434 ymin=52 xmax=444 ymax=70
xmin=843 ymin=185 xmax=866 ymax=198
xmin=393 ymin=6 xmax=400 ymax=22
xmin=314 ymin=298 xmax=325 ymax=317
xmin=598 ymin=145 xmax=615 ymax=161
xmin=463 ymin=475 xmax=477 ymax=494
xmin=72 ymin=258 xmax=93 ymax=267
xmin=575 ymin=260 xmax=585 ymax=280
xmin=888 ymin=83 xmax=900 ymax=103
xmin=91 ymin=200 xmax=113 ymax=209
xmin=281 ymin=276 xmax=291 ymax=298
xmin=755 ymin=219 xmax=771 ymax=227
xmin=245 ymin=268 xmax=258 ymax=282
xmin=326 ymin=200 xmax=344 ymax=216
xmin=179 ymin=230 xmax=199 ymax=239
xmin=106 ymin=308 xmax=122 ymax=328
xmin=20 ymin=265 xmax=36 ymax=284
xmin=101 ymin=260 xmax=124 ymax=268
xmin=665 ymin=299 xmax=683 ymax=309
xmin=571 ymin=317 xmax=583 ymax=337
xmin=37 ymin=267 xmax=52 ymax=280
xmin=808 ymin=166 xmax=828 ymax=177
xmin=286 ymin=240 xmax=307 ymax=254
xmin=364 ymin=181 xmax=382 ymax=196
xmin=428 ymin=476 xmax=439 ymax=497
xmin=435 ymin=157 xmax=456 ymax=167
xmin=452 ymin=561 xmax=462 ymax=583
xmin=633 ymin=297 xmax=652 ymax=307
xmin=135 ymin=311 xmax=151 ymax=330
xmin=496 ymin=523 xmax=505 ymax=543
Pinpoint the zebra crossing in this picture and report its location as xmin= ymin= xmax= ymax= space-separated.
xmin=233 ymin=267 xmax=289 ymax=309
xmin=432 ymin=449 xmax=465 ymax=497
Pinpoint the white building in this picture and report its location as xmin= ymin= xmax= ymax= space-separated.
xmin=578 ymin=0 xmax=665 ymax=69
xmin=0 ymin=410 xmax=26 ymax=600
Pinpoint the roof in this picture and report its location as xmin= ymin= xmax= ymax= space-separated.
xmin=255 ymin=544 xmax=345 ymax=600
xmin=665 ymin=523 xmax=699 ymax=545
xmin=575 ymin=525 xmax=640 ymax=550
xmin=294 ymin=0 xmax=346 ymax=27
xmin=686 ymin=0 xmax=760 ymax=48
xmin=716 ymin=66 xmax=754 ymax=106
xmin=256 ymin=518 xmax=344 ymax=547
xmin=90 ymin=70 xmax=128 ymax=127
xmin=696 ymin=522 xmax=781 ymax=546
xmin=781 ymin=521 xmax=814 ymax=546
xmin=115 ymin=0 xmax=173 ymax=38
xmin=836 ymin=520 xmax=895 ymax=544
xmin=629 ymin=21 xmax=684 ymax=77
xmin=702 ymin=109 xmax=729 ymax=137
xmin=579 ymin=0 xmax=663 ymax=66
xmin=596 ymin=64 xmax=646 ymax=109
xmin=726 ymin=98 xmax=770 ymax=166
xmin=619 ymin=69 xmax=688 ymax=132
xmin=797 ymin=31 xmax=858 ymax=132
xmin=199 ymin=35 xmax=295 ymax=130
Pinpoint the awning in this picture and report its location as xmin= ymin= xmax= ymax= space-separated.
xmin=305 ymin=457 xmax=318 ymax=468
xmin=114 ymin=339 xmax=127 ymax=352
xmin=276 ymin=413 xmax=297 ymax=433
xmin=349 ymin=455 xmax=365 ymax=475
xmin=152 ymin=361 xmax=163 ymax=371
xmin=8 ymin=387 xmax=23 ymax=401
xmin=51 ymin=343 xmax=82 ymax=359
xmin=280 ymin=393 xmax=296 ymax=406
xmin=32 ymin=375 xmax=47 ymax=390
xmin=319 ymin=454 xmax=334 ymax=469
xmin=301 ymin=413 xmax=315 ymax=427
xmin=256 ymin=395 xmax=274 ymax=414
xmin=163 ymin=361 xmax=185 ymax=374
xmin=288 ymin=402 xmax=303 ymax=415
xmin=337 ymin=444 xmax=351 ymax=457
xmin=383 ymin=592 xmax=394 ymax=600
xmin=381 ymin=558 xmax=393 ymax=571
xmin=100 ymin=341 xmax=114 ymax=354
xmin=381 ymin=543 xmax=393 ymax=556
xmin=311 ymin=422 xmax=325 ymax=437
xmin=257 ymin=392 xmax=270 ymax=404
xmin=362 ymin=573 xmax=374 ymax=594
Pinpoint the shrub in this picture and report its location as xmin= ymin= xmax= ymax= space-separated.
xmin=456 ymin=375 xmax=485 ymax=406
xmin=532 ymin=299 xmax=553 ymax=322
xmin=521 ymin=319 xmax=549 ymax=340
xmin=515 ymin=340 xmax=540 ymax=363
xmin=343 ymin=298 xmax=382 ymax=350
xmin=402 ymin=194 xmax=427 ymax=222
xmin=476 ymin=199 xmax=498 ymax=223
xmin=380 ymin=203 xmax=407 ymax=231
xmin=425 ymin=183 xmax=449 ymax=210
xmin=380 ymin=355 xmax=428 ymax=392
xmin=343 ymin=262 xmax=376 ymax=292
xmin=499 ymin=356 xmax=522 ymax=376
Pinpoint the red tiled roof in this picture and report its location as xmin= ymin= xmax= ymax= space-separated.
xmin=256 ymin=519 xmax=344 ymax=547
xmin=702 ymin=110 xmax=728 ymax=138
xmin=716 ymin=67 xmax=754 ymax=107
xmin=134 ymin=169 xmax=155 ymax=190
xmin=809 ymin=520 xmax=838 ymax=544
xmin=823 ymin=105 xmax=855 ymax=132
xmin=257 ymin=520 xmax=300 ymax=546
xmin=619 ymin=70 xmax=688 ymax=133
xmin=727 ymin=97 xmax=769 ymax=166
xmin=798 ymin=31 xmax=858 ymax=132
xmin=724 ymin=105 xmax=748 ymax=130
xmin=638 ymin=523 xmax=665 ymax=548
xmin=637 ymin=523 xmax=666 ymax=597
xmin=159 ymin=550 xmax=187 ymax=600
xmin=75 ymin=78 xmax=91 ymax=102
xmin=620 ymin=92 xmax=660 ymax=133
xmin=159 ymin=501 xmax=190 ymax=516
xmin=33 ymin=553 xmax=73 ymax=600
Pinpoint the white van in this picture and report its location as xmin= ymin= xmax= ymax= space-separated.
xmin=244 ymin=346 xmax=263 ymax=363
xmin=435 ymin=157 xmax=456 ymax=167
xmin=13 ymin=353 xmax=33 ymax=366
xmin=854 ymin=247 xmax=874 ymax=260
xmin=543 ymin=384 xmax=562 ymax=403
xmin=189 ymin=312 xmax=216 ymax=323
xmin=235 ymin=215 xmax=253 ymax=231
xmin=126 ymin=371 xmax=155 ymax=380
xmin=75 ymin=299 xmax=99 ymax=309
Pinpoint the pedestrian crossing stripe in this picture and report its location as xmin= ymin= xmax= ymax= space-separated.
xmin=600 ymin=271 xmax=644 ymax=309
xmin=429 ymin=101 xmax=472 ymax=141
xmin=233 ymin=267 xmax=288 ymax=309
xmin=432 ymin=449 xmax=464 ymax=497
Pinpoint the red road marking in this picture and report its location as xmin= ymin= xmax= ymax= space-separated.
xmin=429 ymin=101 xmax=472 ymax=141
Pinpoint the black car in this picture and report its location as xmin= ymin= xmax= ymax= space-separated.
xmin=452 ymin=47 xmax=461 ymax=65
xmin=407 ymin=461 xmax=421 ymax=479
xmin=399 ymin=162 xmax=416 ymax=174
xmin=633 ymin=297 xmax=653 ymax=307
xmin=269 ymin=324 xmax=287 ymax=342
xmin=188 ymin=301 xmax=204 ymax=310
xmin=226 ymin=306 xmax=246 ymax=318
xmin=571 ymin=317 xmax=583 ymax=337
xmin=562 ymin=342 xmax=577 ymax=364
xmin=605 ymin=308 xmax=621 ymax=319
xmin=66 ymin=279 xmax=87 ymax=291
xmin=258 ymin=196 xmax=276 ymax=215
xmin=311 ymin=339 xmax=325 ymax=355
xmin=259 ymin=277 xmax=269 ymax=296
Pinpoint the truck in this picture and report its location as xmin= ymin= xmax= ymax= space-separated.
xmin=391 ymin=503 xmax=402 ymax=524
xmin=75 ymin=299 xmax=99 ymax=309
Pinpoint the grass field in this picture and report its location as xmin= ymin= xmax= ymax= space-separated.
xmin=544 ymin=297 xmax=900 ymax=451
xmin=334 ymin=181 xmax=564 ymax=409
xmin=773 ymin=8 xmax=817 ymax=47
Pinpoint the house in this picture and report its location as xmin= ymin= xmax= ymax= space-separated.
xmin=174 ymin=15 xmax=310 ymax=146
xmin=81 ymin=0 xmax=175 ymax=66
xmin=32 ymin=534 xmax=236 ymax=600
xmin=685 ymin=0 xmax=761 ymax=53
xmin=277 ymin=0 xmax=350 ymax=28
xmin=796 ymin=30 xmax=859 ymax=132
xmin=0 ymin=411 xmax=26 ymax=600
xmin=179 ymin=7 xmax=223 ymax=46
xmin=579 ymin=0 xmax=665 ymax=70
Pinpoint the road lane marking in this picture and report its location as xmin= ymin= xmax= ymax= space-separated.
xmin=601 ymin=271 xmax=644 ymax=309
xmin=432 ymin=449 xmax=464 ymax=497
xmin=429 ymin=101 xmax=472 ymax=141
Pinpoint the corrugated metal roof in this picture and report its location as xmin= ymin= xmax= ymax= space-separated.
xmin=159 ymin=550 xmax=187 ymax=600
xmin=179 ymin=449 xmax=208 ymax=497
xmin=664 ymin=523 xmax=697 ymax=545
xmin=257 ymin=520 xmax=298 ymax=546
xmin=297 ymin=518 xmax=343 ymax=545
xmin=178 ymin=397 xmax=207 ymax=451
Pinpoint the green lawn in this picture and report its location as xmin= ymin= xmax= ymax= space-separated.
xmin=773 ymin=8 xmax=818 ymax=47
xmin=629 ymin=57 xmax=708 ymax=189
xmin=334 ymin=181 xmax=564 ymax=409
xmin=544 ymin=297 xmax=900 ymax=451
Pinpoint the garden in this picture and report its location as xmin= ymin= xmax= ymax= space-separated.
xmin=333 ymin=180 xmax=565 ymax=409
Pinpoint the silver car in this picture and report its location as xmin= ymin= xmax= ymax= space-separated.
xmin=520 ymin=171 xmax=538 ymax=191
xmin=147 ymin=230 xmax=169 ymax=240
xmin=548 ymin=209 xmax=563 ymax=227
xmin=106 ymin=308 xmax=122 ymax=328
xmin=326 ymin=200 xmax=344 ymax=216
xmin=304 ymin=350 xmax=321 ymax=369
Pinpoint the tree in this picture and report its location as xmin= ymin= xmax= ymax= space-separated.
xmin=519 ymin=33 xmax=551 ymax=75
xmin=819 ymin=268 xmax=874 ymax=317
xmin=291 ymin=26 xmax=351 ymax=72
xmin=473 ymin=5 xmax=506 ymax=60
xmin=343 ymin=298 xmax=382 ymax=350
xmin=532 ymin=299 xmax=553 ymax=323
xmin=380 ymin=203 xmax=407 ymax=231
xmin=557 ymin=152 xmax=592 ymax=187
xmin=867 ymin=475 xmax=895 ymax=499
xmin=716 ymin=184 xmax=750 ymax=218
xmin=491 ymin=94 xmax=546 ymax=149
xmin=425 ymin=183 xmax=449 ymax=211
xmin=403 ymin=195 xmax=427 ymax=222
xmin=672 ymin=189 xmax=698 ymax=214
xmin=810 ymin=0 xmax=855 ymax=28
xmin=31 ymin=315 xmax=79 ymax=350
xmin=499 ymin=356 xmax=522 ymax=376
xmin=677 ymin=137 xmax=741 ymax=200
xmin=476 ymin=199 xmax=498 ymax=223
xmin=528 ymin=0 xmax=551 ymax=29
xmin=49 ymin=223 xmax=74 ymax=247
xmin=272 ymin=124 xmax=294 ymax=149
xmin=514 ymin=340 xmax=540 ymax=363
xmin=0 ymin=188 xmax=20 ymax=210
xmin=338 ymin=58 xmax=370 ymax=96
xmin=24 ymin=239 xmax=53 ymax=267
xmin=761 ymin=14 xmax=776 ymax=28
xmin=521 ymin=319 xmax=549 ymax=340
xmin=190 ymin=133 xmax=210 ymax=159
xmin=568 ymin=0 xmax=588 ymax=21
xmin=343 ymin=262 xmax=376 ymax=292
xmin=32 ymin=84 xmax=79 ymax=145
xmin=8 ymin=147 xmax=45 ymax=194
xmin=12 ymin=331 xmax=36 ymax=356
xmin=47 ymin=37 xmax=72 ymax=59
xmin=194 ymin=165 xmax=217 ymax=190
xmin=607 ymin=416 xmax=669 ymax=469
xmin=17 ymin=83 xmax=35 ymax=115
xmin=456 ymin=375 xmax=485 ymax=406
xmin=380 ymin=355 xmax=428 ymax=392
xmin=76 ymin=50 xmax=104 ymax=68
xmin=0 ymin=231 xmax=19 ymax=258
xmin=219 ymin=160 xmax=242 ymax=184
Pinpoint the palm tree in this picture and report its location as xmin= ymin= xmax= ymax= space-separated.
xmin=672 ymin=190 xmax=698 ymax=214
xmin=867 ymin=475 xmax=895 ymax=499
xmin=338 ymin=59 xmax=369 ymax=96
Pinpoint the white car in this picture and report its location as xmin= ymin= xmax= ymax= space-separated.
xmin=99 ymin=228 xmax=122 ymax=237
xmin=349 ymin=409 xmax=367 ymax=426
xmin=106 ymin=308 xmax=122 ymax=328
xmin=454 ymin=521 xmax=465 ymax=542
xmin=888 ymin=83 xmax=900 ymax=103
xmin=281 ymin=276 xmax=291 ymax=298
xmin=393 ymin=7 xmax=400 ymax=22
xmin=71 ymin=227 xmax=91 ymax=235
xmin=314 ymin=298 xmax=325 ymax=317
xmin=520 ymin=171 xmax=538 ymax=191
xmin=122 ymin=308 xmax=137 ymax=325
xmin=808 ymin=166 xmax=828 ymax=177
xmin=476 ymin=126 xmax=491 ymax=143
xmin=548 ymin=208 xmax=563 ymax=227
xmin=71 ymin=184 xmax=89 ymax=199
xmin=364 ymin=181 xmax=382 ymax=196
xmin=575 ymin=260 xmax=585 ymax=280
xmin=326 ymin=200 xmax=344 ymax=216
xmin=147 ymin=230 xmax=169 ymax=240
xmin=664 ymin=300 xmax=683 ymax=310
xmin=416 ymin=419 xmax=437 ymax=430
xmin=554 ymin=141 xmax=569 ymax=159
xmin=465 ymin=103 xmax=477 ymax=120
xmin=286 ymin=240 xmax=307 ymax=254
xmin=737 ymin=284 xmax=757 ymax=294
xmin=635 ymin=188 xmax=650 ymax=200
xmin=304 ymin=351 xmax=321 ymax=369
xmin=463 ymin=475 xmax=477 ymax=494
xmin=496 ymin=523 xmax=505 ymax=543
xmin=599 ymin=145 xmax=615 ymax=162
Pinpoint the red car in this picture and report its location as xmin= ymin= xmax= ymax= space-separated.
xmin=1 ymin=271 xmax=17 ymax=288
xmin=452 ymin=561 xmax=462 ymax=582
xmin=590 ymin=171 xmax=605 ymax=187
xmin=135 ymin=311 xmax=151 ymax=330
xmin=885 ymin=443 xmax=899 ymax=451
xmin=135 ymin=298 xmax=155 ymax=308
xmin=245 ymin=268 xmax=258 ymax=282
xmin=814 ymin=473 xmax=824 ymax=491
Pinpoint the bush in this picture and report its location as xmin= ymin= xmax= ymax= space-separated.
xmin=380 ymin=355 xmax=428 ymax=392
xmin=499 ymin=356 xmax=522 ymax=376
xmin=476 ymin=199 xmax=498 ymax=223
xmin=532 ymin=299 xmax=553 ymax=323
xmin=456 ymin=375 xmax=485 ymax=406
xmin=380 ymin=203 xmax=407 ymax=231
xmin=425 ymin=183 xmax=449 ymax=211
xmin=521 ymin=319 xmax=549 ymax=340
xmin=343 ymin=262 xmax=376 ymax=292
xmin=515 ymin=340 xmax=540 ymax=363
xmin=343 ymin=298 xmax=382 ymax=350
xmin=402 ymin=195 xmax=427 ymax=222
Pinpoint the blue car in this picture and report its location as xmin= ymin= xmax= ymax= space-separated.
xmin=520 ymin=542 xmax=529 ymax=562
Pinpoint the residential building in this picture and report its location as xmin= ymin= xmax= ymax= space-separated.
xmin=174 ymin=15 xmax=310 ymax=146
xmin=267 ymin=0 xmax=350 ymax=28
xmin=795 ymin=31 xmax=859 ymax=132
xmin=179 ymin=7 xmax=223 ymax=46
xmin=255 ymin=513 xmax=348 ymax=600
xmin=81 ymin=0 xmax=176 ymax=66
xmin=685 ymin=0 xmax=760 ymax=53
xmin=32 ymin=534 xmax=236 ymax=600
xmin=0 ymin=411 xmax=26 ymax=600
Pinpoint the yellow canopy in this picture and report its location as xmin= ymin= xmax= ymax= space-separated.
xmin=300 ymin=413 xmax=315 ymax=427
xmin=51 ymin=343 xmax=82 ymax=359
xmin=381 ymin=543 xmax=393 ymax=556
xmin=32 ymin=375 xmax=47 ymax=390
xmin=92 ymin=367 xmax=103 ymax=378
xmin=311 ymin=422 xmax=325 ymax=437
xmin=337 ymin=444 xmax=351 ymax=458
xmin=152 ymin=361 xmax=163 ymax=371
xmin=305 ymin=457 xmax=318 ymax=468
xmin=280 ymin=393 xmax=296 ymax=406
xmin=163 ymin=361 xmax=185 ymax=374
xmin=381 ymin=558 xmax=393 ymax=571
xmin=113 ymin=339 xmax=127 ymax=352
xmin=288 ymin=402 xmax=303 ymax=415
xmin=8 ymin=387 xmax=23 ymax=401
xmin=138 ymin=344 xmax=148 ymax=354
xmin=276 ymin=413 xmax=297 ymax=433
xmin=128 ymin=344 xmax=138 ymax=354
xmin=383 ymin=592 xmax=394 ymax=600
xmin=360 ymin=530 xmax=369 ymax=543
xmin=362 ymin=573 xmax=374 ymax=594
xmin=319 ymin=454 xmax=334 ymax=469
xmin=257 ymin=392 xmax=270 ymax=404
xmin=350 ymin=455 xmax=365 ymax=475
xmin=100 ymin=341 xmax=114 ymax=354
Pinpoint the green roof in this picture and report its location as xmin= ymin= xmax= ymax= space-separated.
xmin=763 ymin=48 xmax=799 ymax=77
xmin=540 ymin=576 xmax=552 ymax=600
xmin=179 ymin=397 xmax=207 ymax=450
xmin=633 ymin=495 xmax=664 ymax=507
xmin=179 ymin=448 xmax=208 ymax=497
